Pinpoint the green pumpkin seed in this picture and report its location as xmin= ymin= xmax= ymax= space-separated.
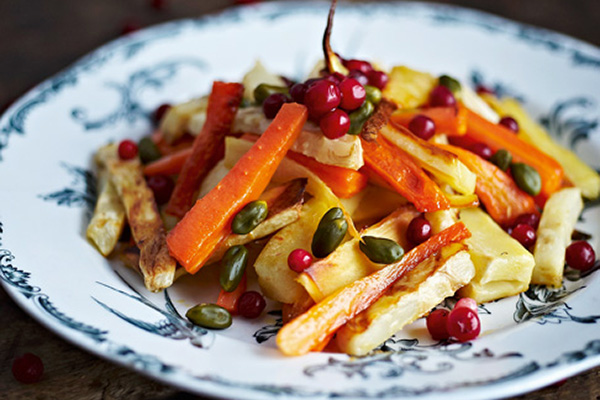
xmin=438 ymin=75 xmax=462 ymax=95
xmin=219 ymin=245 xmax=249 ymax=292
xmin=253 ymin=84 xmax=289 ymax=104
xmin=320 ymin=207 xmax=345 ymax=223
xmin=186 ymin=304 xmax=232 ymax=329
xmin=359 ymin=236 xmax=404 ymax=264
xmin=138 ymin=137 xmax=162 ymax=164
xmin=490 ymin=149 xmax=512 ymax=171
xmin=348 ymin=100 xmax=375 ymax=135
xmin=312 ymin=208 xmax=348 ymax=258
xmin=232 ymin=200 xmax=268 ymax=234
xmin=511 ymin=162 xmax=542 ymax=196
xmin=364 ymin=85 xmax=382 ymax=105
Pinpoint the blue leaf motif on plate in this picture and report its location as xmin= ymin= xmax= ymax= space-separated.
xmin=38 ymin=163 xmax=97 ymax=213
xmin=540 ymin=97 xmax=599 ymax=149
xmin=71 ymin=59 xmax=207 ymax=131
xmin=514 ymin=284 xmax=600 ymax=325
xmin=253 ymin=310 xmax=283 ymax=344
xmin=93 ymin=278 xmax=215 ymax=349
xmin=304 ymin=337 xmax=522 ymax=380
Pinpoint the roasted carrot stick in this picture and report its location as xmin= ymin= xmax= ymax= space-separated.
xmin=240 ymin=133 xmax=368 ymax=199
xmin=143 ymin=147 xmax=194 ymax=176
xmin=276 ymin=222 xmax=471 ymax=356
xmin=464 ymin=108 xmax=563 ymax=206
xmin=166 ymin=82 xmax=244 ymax=218
xmin=216 ymin=273 xmax=247 ymax=314
xmin=391 ymin=106 xmax=467 ymax=136
xmin=285 ymin=151 xmax=368 ymax=198
xmin=360 ymin=137 xmax=451 ymax=212
xmin=167 ymin=103 xmax=308 ymax=274
xmin=439 ymin=143 xmax=538 ymax=227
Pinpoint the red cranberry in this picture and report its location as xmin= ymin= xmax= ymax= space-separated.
xmin=288 ymin=249 xmax=313 ymax=273
xmin=147 ymin=175 xmax=174 ymax=205
xmin=426 ymin=309 xmax=450 ymax=340
xmin=344 ymin=59 xmax=373 ymax=75
xmin=565 ymin=241 xmax=596 ymax=271
xmin=153 ymin=103 xmax=171 ymax=125
xmin=12 ymin=353 xmax=44 ymax=384
xmin=407 ymin=216 xmax=432 ymax=246
xmin=455 ymin=298 xmax=478 ymax=313
xmin=475 ymin=85 xmax=495 ymax=95
xmin=262 ymin=93 xmax=289 ymax=119
xmin=511 ymin=223 xmax=536 ymax=248
xmin=290 ymin=83 xmax=307 ymax=104
xmin=447 ymin=307 xmax=481 ymax=342
xmin=325 ymin=72 xmax=346 ymax=85
xmin=499 ymin=116 xmax=519 ymax=133
xmin=304 ymin=78 xmax=322 ymax=88
xmin=429 ymin=85 xmax=456 ymax=108
xmin=320 ymin=109 xmax=350 ymax=139
xmin=469 ymin=142 xmax=493 ymax=160
xmin=238 ymin=291 xmax=266 ymax=318
xmin=347 ymin=70 xmax=369 ymax=86
xmin=408 ymin=115 xmax=436 ymax=140
xmin=514 ymin=213 xmax=540 ymax=230
xmin=367 ymin=70 xmax=389 ymax=90
xmin=118 ymin=139 xmax=138 ymax=160
xmin=304 ymin=80 xmax=341 ymax=118
xmin=338 ymin=78 xmax=366 ymax=111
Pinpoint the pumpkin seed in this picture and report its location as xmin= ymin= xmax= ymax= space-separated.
xmin=232 ymin=200 xmax=268 ymax=234
xmin=186 ymin=304 xmax=232 ymax=329
xmin=359 ymin=236 xmax=404 ymax=264
xmin=219 ymin=245 xmax=249 ymax=292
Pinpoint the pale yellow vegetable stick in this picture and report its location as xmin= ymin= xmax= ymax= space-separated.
xmin=457 ymin=208 xmax=535 ymax=303
xmin=106 ymin=152 xmax=176 ymax=292
xmin=532 ymin=187 xmax=583 ymax=287
xmin=383 ymin=66 xmax=437 ymax=108
xmin=86 ymin=168 xmax=126 ymax=257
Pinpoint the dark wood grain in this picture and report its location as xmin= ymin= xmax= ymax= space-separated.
xmin=1 ymin=1 xmax=599 ymax=399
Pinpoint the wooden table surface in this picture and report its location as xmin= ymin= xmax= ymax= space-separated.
xmin=1 ymin=1 xmax=599 ymax=399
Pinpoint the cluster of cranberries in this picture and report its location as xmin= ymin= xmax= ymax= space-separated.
xmin=509 ymin=212 xmax=539 ymax=248
xmin=260 ymin=58 xmax=388 ymax=139
xmin=426 ymin=298 xmax=481 ymax=342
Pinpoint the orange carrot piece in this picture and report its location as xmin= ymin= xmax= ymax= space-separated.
xmin=286 ymin=151 xmax=368 ymax=198
xmin=391 ymin=106 xmax=467 ymax=136
xmin=166 ymin=82 xmax=244 ymax=218
xmin=360 ymin=137 xmax=451 ymax=212
xmin=143 ymin=147 xmax=194 ymax=176
xmin=276 ymin=222 xmax=471 ymax=356
xmin=216 ymin=273 xmax=247 ymax=314
xmin=464 ymin=108 xmax=563 ymax=206
xmin=240 ymin=133 xmax=368 ymax=198
xmin=167 ymin=103 xmax=308 ymax=274
xmin=440 ymin=143 xmax=538 ymax=227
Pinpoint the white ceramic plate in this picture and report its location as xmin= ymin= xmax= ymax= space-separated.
xmin=1 ymin=2 xmax=599 ymax=399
